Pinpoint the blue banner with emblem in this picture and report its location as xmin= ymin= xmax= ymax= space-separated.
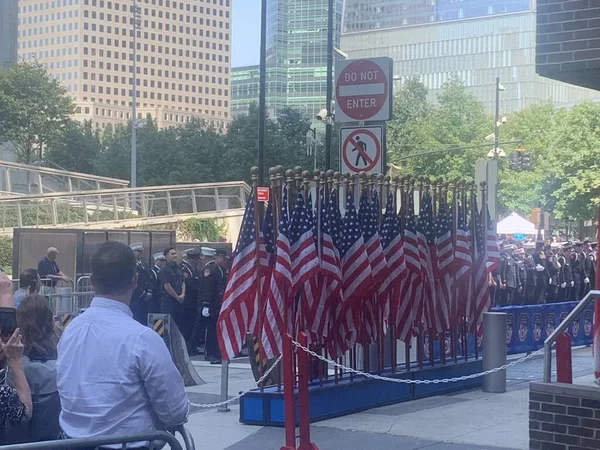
xmin=493 ymin=301 xmax=594 ymax=355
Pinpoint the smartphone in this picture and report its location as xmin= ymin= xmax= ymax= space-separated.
xmin=0 ymin=307 xmax=17 ymax=340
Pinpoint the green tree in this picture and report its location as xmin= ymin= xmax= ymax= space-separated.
xmin=45 ymin=120 xmax=101 ymax=174
xmin=95 ymin=123 xmax=131 ymax=180
xmin=0 ymin=62 xmax=74 ymax=163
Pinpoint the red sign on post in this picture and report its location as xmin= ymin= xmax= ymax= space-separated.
xmin=335 ymin=58 xmax=393 ymax=123
xmin=257 ymin=187 xmax=270 ymax=202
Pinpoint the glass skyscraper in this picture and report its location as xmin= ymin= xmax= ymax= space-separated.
xmin=232 ymin=0 xmax=343 ymax=119
xmin=0 ymin=0 xmax=18 ymax=68
xmin=341 ymin=0 xmax=600 ymax=113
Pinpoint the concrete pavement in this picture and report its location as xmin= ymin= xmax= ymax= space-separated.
xmin=180 ymin=347 xmax=596 ymax=450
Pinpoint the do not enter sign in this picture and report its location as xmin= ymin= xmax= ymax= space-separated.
xmin=335 ymin=58 xmax=393 ymax=123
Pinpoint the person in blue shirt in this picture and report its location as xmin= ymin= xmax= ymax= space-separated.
xmin=13 ymin=269 xmax=40 ymax=309
xmin=37 ymin=248 xmax=71 ymax=289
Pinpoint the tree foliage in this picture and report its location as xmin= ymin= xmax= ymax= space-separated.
xmin=0 ymin=62 xmax=74 ymax=163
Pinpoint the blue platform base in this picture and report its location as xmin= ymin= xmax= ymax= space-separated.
xmin=239 ymin=358 xmax=483 ymax=426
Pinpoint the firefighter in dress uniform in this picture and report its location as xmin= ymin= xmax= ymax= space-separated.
xmin=130 ymin=242 xmax=154 ymax=325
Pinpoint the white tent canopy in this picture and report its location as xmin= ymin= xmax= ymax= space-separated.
xmin=497 ymin=212 xmax=537 ymax=235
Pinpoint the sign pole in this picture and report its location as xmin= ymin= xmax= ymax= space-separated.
xmin=325 ymin=0 xmax=334 ymax=171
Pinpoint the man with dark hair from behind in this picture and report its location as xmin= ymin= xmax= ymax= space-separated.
xmin=56 ymin=241 xmax=189 ymax=447
xmin=159 ymin=247 xmax=185 ymax=331
xmin=13 ymin=269 xmax=40 ymax=308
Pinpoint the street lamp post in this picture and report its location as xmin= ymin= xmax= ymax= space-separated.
xmin=257 ymin=0 xmax=268 ymax=186
xmin=131 ymin=0 xmax=141 ymax=189
xmin=493 ymin=77 xmax=504 ymax=160
xmin=324 ymin=0 xmax=334 ymax=170
xmin=307 ymin=127 xmax=318 ymax=171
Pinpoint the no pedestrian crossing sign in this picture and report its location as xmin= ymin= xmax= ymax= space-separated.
xmin=340 ymin=125 xmax=384 ymax=175
xmin=335 ymin=58 xmax=393 ymax=123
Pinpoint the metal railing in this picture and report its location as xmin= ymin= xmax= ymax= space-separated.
xmin=0 ymin=425 xmax=195 ymax=450
xmin=0 ymin=160 xmax=129 ymax=196
xmin=543 ymin=289 xmax=600 ymax=383
xmin=0 ymin=181 xmax=250 ymax=230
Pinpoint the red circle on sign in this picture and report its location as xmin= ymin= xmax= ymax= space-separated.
xmin=336 ymin=60 xmax=389 ymax=121
xmin=342 ymin=129 xmax=381 ymax=173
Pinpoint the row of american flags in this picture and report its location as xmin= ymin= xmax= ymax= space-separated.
xmin=217 ymin=173 xmax=501 ymax=363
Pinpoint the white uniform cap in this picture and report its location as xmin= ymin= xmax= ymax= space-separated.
xmin=129 ymin=242 xmax=144 ymax=251
xmin=201 ymin=247 xmax=216 ymax=257
xmin=153 ymin=252 xmax=166 ymax=261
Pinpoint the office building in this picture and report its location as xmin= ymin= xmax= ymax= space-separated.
xmin=1 ymin=0 xmax=19 ymax=68
xmin=232 ymin=0 xmax=343 ymax=119
xmin=341 ymin=0 xmax=600 ymax=113
xmin=18 ymin=0 xmax=232 ymax=129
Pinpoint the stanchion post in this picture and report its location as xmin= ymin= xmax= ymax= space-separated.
xmin=217 ymin=359 xmax=230 ymax=412
xmin=297 ymin=332 xmax=319 ymax=450
xmin=482 ymin=312 xmax=507 ymax=393
xmin=556 ymin=332 xmax=572 ymax=384
xmin=281 ymin=334 xmax=296 ymax=450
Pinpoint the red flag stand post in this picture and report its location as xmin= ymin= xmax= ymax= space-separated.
xmin=280 ymin=333 xmax=320 ymax=450
xmin=556 ymin=332 xmax=572 ymax=384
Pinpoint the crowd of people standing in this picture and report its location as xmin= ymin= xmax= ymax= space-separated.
xmin=128 ymin=243 xmax=228 ymax=364
xmin=493 ymin=238 xmax=597 ymax=306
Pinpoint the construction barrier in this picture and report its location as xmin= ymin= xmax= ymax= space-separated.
xmin=148 ymin=313 xmax=204 ymax=387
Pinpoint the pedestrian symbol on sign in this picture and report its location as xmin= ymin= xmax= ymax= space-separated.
xmin=340 ymin=126 xmax=383 ymax=175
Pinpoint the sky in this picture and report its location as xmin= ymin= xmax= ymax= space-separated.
xmin=232 ymin=0 xmax=261 ymax=68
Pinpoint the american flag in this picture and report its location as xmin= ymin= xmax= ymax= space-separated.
xmin=261 ymin=186 xmax=292 ymax=359
xmin=218 ymin=193 xmax=261 ymax=360
xmin=417 ymin=193 xmax=442 ymax=334
xmin=252 ymin=197 xmax=275 ymax=336
xmin=396 ymin=190 xmax=422 ymax=342
xmin=305 ymin=188 xmax=341 ymax=339
xmin=434 ymin=196 xmax=453 ymax=331
xmin=379 ymin=191 xmax=405 ymax=331
xmin=358 ymin=190 xmax=387 ymax=343
xmin=290 ymin=192 xmax=320 ymax=335
xmin=341 ymin=190 xmax=372 ymax=347
xmin=453 ymin=202 xmax=473 ymax=323
xmin=469 ymin=204 xmax=491 ymax=334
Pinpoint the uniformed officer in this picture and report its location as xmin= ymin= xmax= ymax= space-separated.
xmin=532 ymin=241 xmax=548 ymax=304
xmin=180 ymin=248 xmax=201 ymax=343
xmin=149 ymin=252 xmax=166 ymax=313
xmin=514 ymin=248 xmax=527 ymax=305
xmin=570 ymin=241 xmax=585 ymax=300
xmin=558 ymin=243 xmax=574 ymax=302
xmin=583 ymin=238 xmax=596 ymax=293
xmin=187 ymin=247 xmax=217 ymax=356
xmin=197 ymin=247 xmax=228 ymax=364
xmin=129 ymin=243 xmax=154 ymax=325
xmin=499 ymin=244 xmax=518 ymax=306
xmin=159 ymin=247 xmax=185 ymax=331
xmin=545 ymin=244 xmax=561 ymax=303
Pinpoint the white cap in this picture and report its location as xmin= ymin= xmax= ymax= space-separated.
xmin=129 ymin=242 xmax=144 ymax=251
xmin=153 ymin=252 xmax=166 ymax=261
xmin=201 ymin=247 xmax=216 ymax=257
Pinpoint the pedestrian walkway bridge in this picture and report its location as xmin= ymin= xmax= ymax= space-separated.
xmin=0 ymin=160 xmax=130 ymax=196
xmin=0 ymin=181 xmax=250 ymax=236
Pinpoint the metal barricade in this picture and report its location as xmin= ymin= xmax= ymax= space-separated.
xmin=543 ymin=289 xmax=600 ymax=382
xmin=0 ymin=426 xmax=195 ymax=450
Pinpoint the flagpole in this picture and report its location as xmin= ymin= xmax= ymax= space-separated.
xmin=250 ymin=167 xmax=265 ymax=383
xmin=450 ymin=179 xmax=459 ymax=363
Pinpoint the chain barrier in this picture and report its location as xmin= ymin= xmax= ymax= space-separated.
xmin=187 ymin=355 xmax=283 ymax=409
xmin=188 ymin=342 xmax=544 ymax=408
xmin=292 ymin=340 xmax=545 ymax=385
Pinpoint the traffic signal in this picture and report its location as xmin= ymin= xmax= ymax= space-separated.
xmin=508 ymin=148 xmax=532 ymax=171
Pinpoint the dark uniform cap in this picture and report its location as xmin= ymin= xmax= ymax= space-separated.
xmin=561 ymin=243 xmax=573 ymax=250
xmin=186 ymin=249 xmax=201 ymax=258
xmin=215 ymin=249 xmax=228 ymax=257
xmin=575 ymin=241 xmax=584 ymax=247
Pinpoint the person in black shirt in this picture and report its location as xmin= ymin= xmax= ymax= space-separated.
xmin=180 ymin=248 xmax=200 ymax=343
xmin=532 ymin=241 xmax=548 ymax=304
xmin=130 ymin=243 xmax=154 ymax=326
xmin=37 ymin=248 xmax=70 ymax=289
xmin=571 ymin=242 xmax=584 ymax=300
xmin=149 ymin=252 xmax=166 ymax=314
xmin=200 ymin=249 xmax=228 ymax=364
xmin=557 ymin=244 xmax=574 ymax=302
xmin=159 ymin=247 xmax=185 ymax=332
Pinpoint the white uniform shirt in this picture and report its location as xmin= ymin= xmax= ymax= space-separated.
xmin=57 ymin=297 xmax=189 ymax=443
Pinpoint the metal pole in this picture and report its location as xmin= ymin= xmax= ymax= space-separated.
xmin=313 ymin=127 xmax=317 ymax=171
xmin=482 ymin=312 xmax=507 ymax=393
xmin=257 ymin=0 xmax=267 ymax=186
xmin=493 ymin=77 xmax=500 ymax=161
xmin=131 ymin=0 xmax=138 ymax=189
xmin=324 ymin=0 xmax=334 ymax=170
xmin=217 ymin=359 xmax=230 ymax=413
